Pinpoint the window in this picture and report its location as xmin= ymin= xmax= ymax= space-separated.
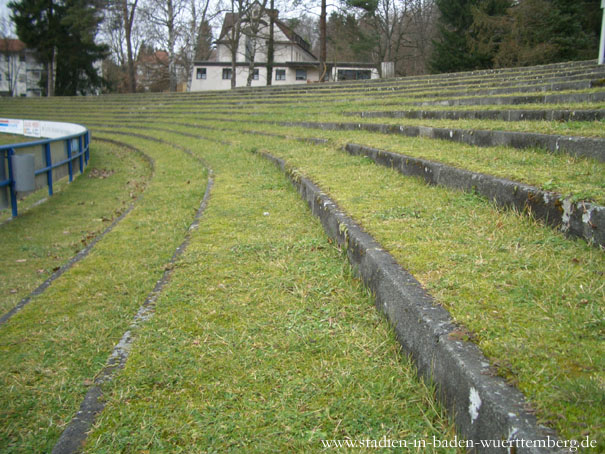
xmin=296 ymin=69 xmax=307 ymax=81
xmin=222 ymin=68 xmax=232 ymax=80
xmin=19 ymin=74 xmax=26 ymax=83
xmin=252 ymin=69 xmax=259 ymax=80
xmin=337 ymin=69 xmax=372 ymax=81
xmin=196 ymin=68 xmax=207 ymax=79
xmin=19 ymin=53 xmax=25 ymax=62
xmin=32 ymin=71 xmax=40 ymax=79
xmin=275 ymin=69 xmax=286 ymax=81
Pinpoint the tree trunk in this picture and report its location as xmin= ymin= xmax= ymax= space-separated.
xmin=122 ymin=0 xmax=138 ymax=93
xmin=230 ymin=0 xmax=238 ymax=89
xmin=319 ymin=0 xmax=326 ymax=81
xmin=168 ymin=0 xmax=177 ymax=91
xmin=47 ymin=49 xmax=55 ymax=97
xmin=266 ymin=0 xmax=274 ymax=86
xmin=246 ymin=38 xmax=256 ymax=87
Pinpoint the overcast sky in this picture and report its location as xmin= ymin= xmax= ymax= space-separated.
xmin=0 ymin=0 xmax=336 ymax=39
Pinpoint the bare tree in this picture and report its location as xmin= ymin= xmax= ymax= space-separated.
xmin=222 ymin=0 xmax=248 ymax=89
xmin=266 ymin=0 xmax=274 ymax=85
xmin=242 ymin=0 xmax=268 ymax=86
xmin=122 ymin=0 xmax=139 ymax=92
xmin=372 ymin=0 xmax=411 ymax=70
xmin=183 ymin=0 xmax=215 ymax=91
xmin=102 ymin=0 xmax=144 ymax=92
xmin=292 ymin=0 xmax=337 ymax=81
xmin=319 ymin=0 xmax=327 ymax=80
xmin=405 ymin=0 xmax=437 ymax=74
xmin=141 ymin=0 xmax=188 ymax=91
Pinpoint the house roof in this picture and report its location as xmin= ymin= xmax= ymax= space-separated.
xmin=217 ymin=9 xmax=314 ymax=58
xmin=0 ymin=39 xmax=26 ymax=53
xmin=138 ymin=50 xmax=169 ymax=65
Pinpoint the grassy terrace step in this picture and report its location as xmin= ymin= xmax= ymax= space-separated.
xmin=182 ymin=114 xmax=605 ymax=160
xmin=158 ymin=123 xmax=604 ymax=446
xmin=69 ymin=127 xmax=461 ymax=453
xmin=4 ymin=87 xmax=604 ymax=120
xmin=344 ymin=109 xmax=605 ymax=122
xmin=76 ymin=117 xmax=605 ymax=208
xmin=92 ymin=70 xmax=605 ymax=102
xmin=341 ymin=142 xmax=605 ymax=247
xmin=0 ymin=135 xmax=208 ymax=454
xmin=186 ymin=107 xmax=605 ymax=139
xmin=5 ymin=68 xmax=604 ymax=110
xmin=0 ymin=142 xmax=151 ymax=316
xmin=409 ymin=90 xmax=605 ymax=107
xmin=294 ymin=115 xmax=605 ymax=139
xmin=275 ymin=120 xmax=605 ymax=161
xmin=156 ymin=115 xmax=605 ymax=246
xmin=8 ymin=102 xmax=605 ymax=125
xmin=10 ymin=116 xmax=605 ymax=243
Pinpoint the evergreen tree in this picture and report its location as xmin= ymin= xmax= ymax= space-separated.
xmin=471 ymin=0 xmax=600 ymax=68
xmin=55 ymin=0 xmax=107 ymax=95
xmin=9 ymin=0 xmax=65 ymax=95
xmin=430 ymin=0 xmax=481 ymax=73
xmin=9 ymin=0 xmax=107 ymax=96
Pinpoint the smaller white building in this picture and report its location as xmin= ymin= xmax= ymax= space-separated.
xmin=0 ymin=39 xmax=44 ymax=97
xmin=190 ymin=4 xmax=378 ymax=91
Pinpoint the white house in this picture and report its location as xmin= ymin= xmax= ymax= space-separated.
xmin=190 ymin=3 xmax=378 ymax=91
xmin=0 ymin=39 xmax=44 ymax=97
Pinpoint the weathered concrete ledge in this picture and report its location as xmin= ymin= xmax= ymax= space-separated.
xmin=281 ymin=121 xmax=605 ymax=162
xmin=344 ymin=143 xmax=604 ymax=248
xmin=396 ymin=79 xmax=598 ymax=101
xmin=258 ymin=150 xmax=564 ymax=453
xmin=410 ymin=91 xmax=605 ymax=107
xmin=344 ymin=109 xmax=605 ymax=122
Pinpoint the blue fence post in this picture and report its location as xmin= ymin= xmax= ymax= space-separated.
xmin=7 ymin=148 xmax=18 ymax=217
xmin=78 ymin=136 xmax=84 ymax=173
xmin=84 ymin=132 xmax=90 ymax=165
xmin=66 ymin=138 xmax=73 ymax=182
xmin=45 ymin=142 xmax=53 ymax=196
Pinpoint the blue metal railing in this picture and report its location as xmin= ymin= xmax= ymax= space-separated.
xmin=0 ymin=128 xmax=90 ymax=217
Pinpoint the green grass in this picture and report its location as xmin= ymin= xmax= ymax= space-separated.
xmin=150 ymin=124 xmax=604 ymax=446
xmin=0 ymin=135 xmax=207 ymax=453
xmin=149 ymin=118 xmax=605 ymax=205
xmin=321 ymin=115 xmax=605 ymax=138
xmin=0 ymin=134 xmax=32 ymax=145
xmin=82 ymin=134 xmax=459 ymax=454
xmin=0 ymin=60 xmax=603 ymax=452
xmin=0 ymin=141 xmax=152 ymax=315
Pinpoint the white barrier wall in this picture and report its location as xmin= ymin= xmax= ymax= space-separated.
xmin=0 ymin=118 xmax=87 ymax=139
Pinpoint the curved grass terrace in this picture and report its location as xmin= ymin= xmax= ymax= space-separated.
xmin=0 ymin=60 xmax=603 ymax=452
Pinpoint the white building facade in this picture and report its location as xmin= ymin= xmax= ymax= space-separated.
xmin=0 ymin=39 xmax=44 ymax=97
xmin=190 ymin=4 xmax=378 ymax=91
